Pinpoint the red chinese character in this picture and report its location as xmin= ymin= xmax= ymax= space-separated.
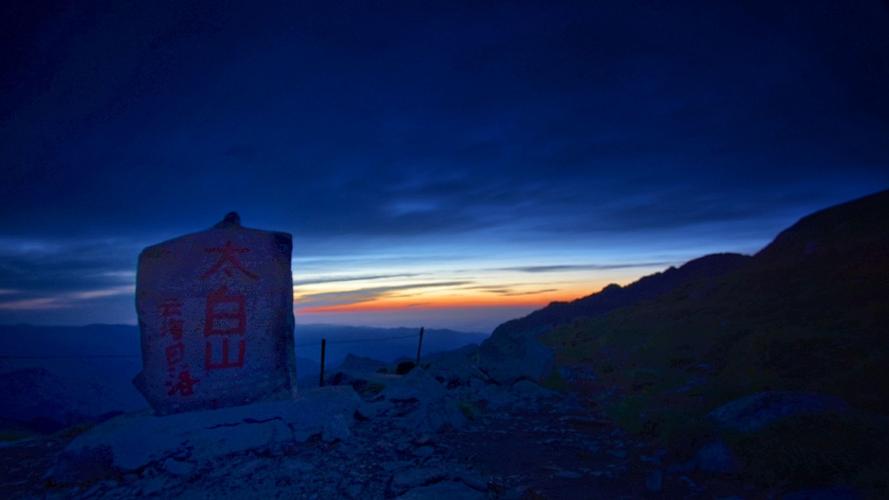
xmin=160 ymin=299 xmax=182 ymax=317
xmin=205 ymin=338 xmax=246 ymax=370
xmin=201 ymin=241 xmax=258 ymax=280
xmin=203 ymin=286 xmax=247 ymax=370
xmin=167 ymin=370 xmax=200 ymax=396
xmin=167 ymin=319 xmax=184 ymax=340
xmin=203 ymin=286 xmax=246 ymax=336
xmin=165 ymin=342 xmax=184 ymax=368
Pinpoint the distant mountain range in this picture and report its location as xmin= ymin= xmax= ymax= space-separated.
xmin=0 ymin=323 xmax=485 ymax=432
xmin=289 ymin=324 xmax=486 ymax=367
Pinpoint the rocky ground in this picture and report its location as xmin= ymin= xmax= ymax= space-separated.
xmin=0 ymin=358 xmax=773 ymax=499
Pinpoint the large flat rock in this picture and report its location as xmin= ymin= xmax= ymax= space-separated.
xmin=51 ymin=386 xmax=359 ymax=483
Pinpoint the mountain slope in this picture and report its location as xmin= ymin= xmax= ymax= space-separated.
xmin=538 ymin=188 xmax=889 ymax=437
xmin=534 ymin=188 xmax=889 ymax=494
xmin=489 ymin=252 xmax=751 ymax=340
xmin=477 ymin=253 xmax=751 ymax=383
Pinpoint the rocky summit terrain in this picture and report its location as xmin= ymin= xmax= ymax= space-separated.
xmin=0 ymin=357 xmax=747 ymax=499
xmin=2 ymin=189 xmax=889 ymax=499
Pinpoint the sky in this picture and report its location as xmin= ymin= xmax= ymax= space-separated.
xmin=1 ymin=1 xmax=888 ymax=333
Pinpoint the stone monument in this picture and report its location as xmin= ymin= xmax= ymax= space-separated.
xmin=133 ymin=213 xmax=297 ymax=414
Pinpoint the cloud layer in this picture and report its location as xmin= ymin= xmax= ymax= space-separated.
xmin=1 ymin=1 xmax=887 ymax=328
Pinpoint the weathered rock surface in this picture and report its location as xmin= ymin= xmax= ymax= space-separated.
xmin=354 ymin=369 xmax=469 ymax=434
xmin=133 ymin=212 xmax=297 ymax=415
xmin=477 ymin=327 xmax=554 ymax=385
xmin=51 ymin=386 xmax=359 ymax=482
xmin=337 ymin=354 xmax=388 ymax=374
xmin=424 ymin=344 xmax=487 ymax=384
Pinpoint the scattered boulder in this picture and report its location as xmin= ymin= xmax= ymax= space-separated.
xmin=424 ymin=344 xmax=487 ymax=386
xmin=381 ymin=370 xmax=446 ymax=404
xmin=356 ymin=370 xmax=472 ymax=433
xmin=477 ymin=328 xmax=553 ymax=385
xmin=709 ymin=391 xmax=848 ymax=433
xmin=694 ymin=440 xmax=738 ymax=474
xmin=395 ymin=361 xmax=416 ymax=375
xmin=475 ymin=384 xmax=518 ymax=410
xmin=338 ymin=354 xmax=388 ymax=374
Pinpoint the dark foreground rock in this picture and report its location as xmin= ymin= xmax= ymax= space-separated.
xmin=51 ymin=386 xmax=359 ymax=483
xmin=1 ymin=360 xmax=847 ymax=499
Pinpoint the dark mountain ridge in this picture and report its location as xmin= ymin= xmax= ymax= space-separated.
xmin=488 ymin=252 xmax=751 ymax=342
xmin=477 ymin=250 xmax=753 ymax=385
xmin=532 ymin=188 xmax=889 ymax=494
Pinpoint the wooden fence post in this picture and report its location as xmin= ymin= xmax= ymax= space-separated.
xmin=416 ymin=326 xmax=425 ymax=365
xmin=319 ymin=338 xmax=326 ymax=387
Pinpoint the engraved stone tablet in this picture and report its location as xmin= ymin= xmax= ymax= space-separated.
xmin=133 ymin=212 xmax=297 ymax=414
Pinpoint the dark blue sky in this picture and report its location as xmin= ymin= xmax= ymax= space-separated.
xmin=1 ymin=1 xmax=888 ymax=331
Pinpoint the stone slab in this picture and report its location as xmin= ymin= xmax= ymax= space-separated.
xmin=133 ymin=213 xmax=297 ymax=414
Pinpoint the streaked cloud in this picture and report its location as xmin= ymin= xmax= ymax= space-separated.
xmin=499 ymin=288 xmax=559 ymax=296
xmin=2 ymin=1 xmax=887 ymax=327
xmin=0 ymin=285 xmax=135 ymax=311
xmin=499 ymin=262 xmax=674 ymax=273
xmin=295 ymin=281 xmax=474 ymax=309
xmin=293 ymin=273 xmax=421 ymax=286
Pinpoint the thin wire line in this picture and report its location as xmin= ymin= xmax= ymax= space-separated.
xmin=294 ymin=333 xmax=417 ymax=347
xmin=1 ymin=330 xmax=425 ymax=358
xmin=0 ymin=354 xmax=140 ymax=359
xmin=2 ymin=334 xmax=421 ymax=358
xmin=327 ymin=333 xmax=417 ymax=344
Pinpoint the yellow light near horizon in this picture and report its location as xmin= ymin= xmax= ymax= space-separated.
xmin=291 ymin=264 xmax=652 ymax=315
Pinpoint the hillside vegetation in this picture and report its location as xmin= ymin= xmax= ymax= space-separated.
xmin=528 ymin=189 xmax=889 ymax=493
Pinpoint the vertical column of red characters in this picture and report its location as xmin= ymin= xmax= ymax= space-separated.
xmin=201 ymin=241 xmax=258 ymax=372
xmin=161 ymin=298 xmax=199 ymax=396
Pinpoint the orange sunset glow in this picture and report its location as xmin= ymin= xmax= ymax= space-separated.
xmin=289 ymin=259 xmax=667 ymax=331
